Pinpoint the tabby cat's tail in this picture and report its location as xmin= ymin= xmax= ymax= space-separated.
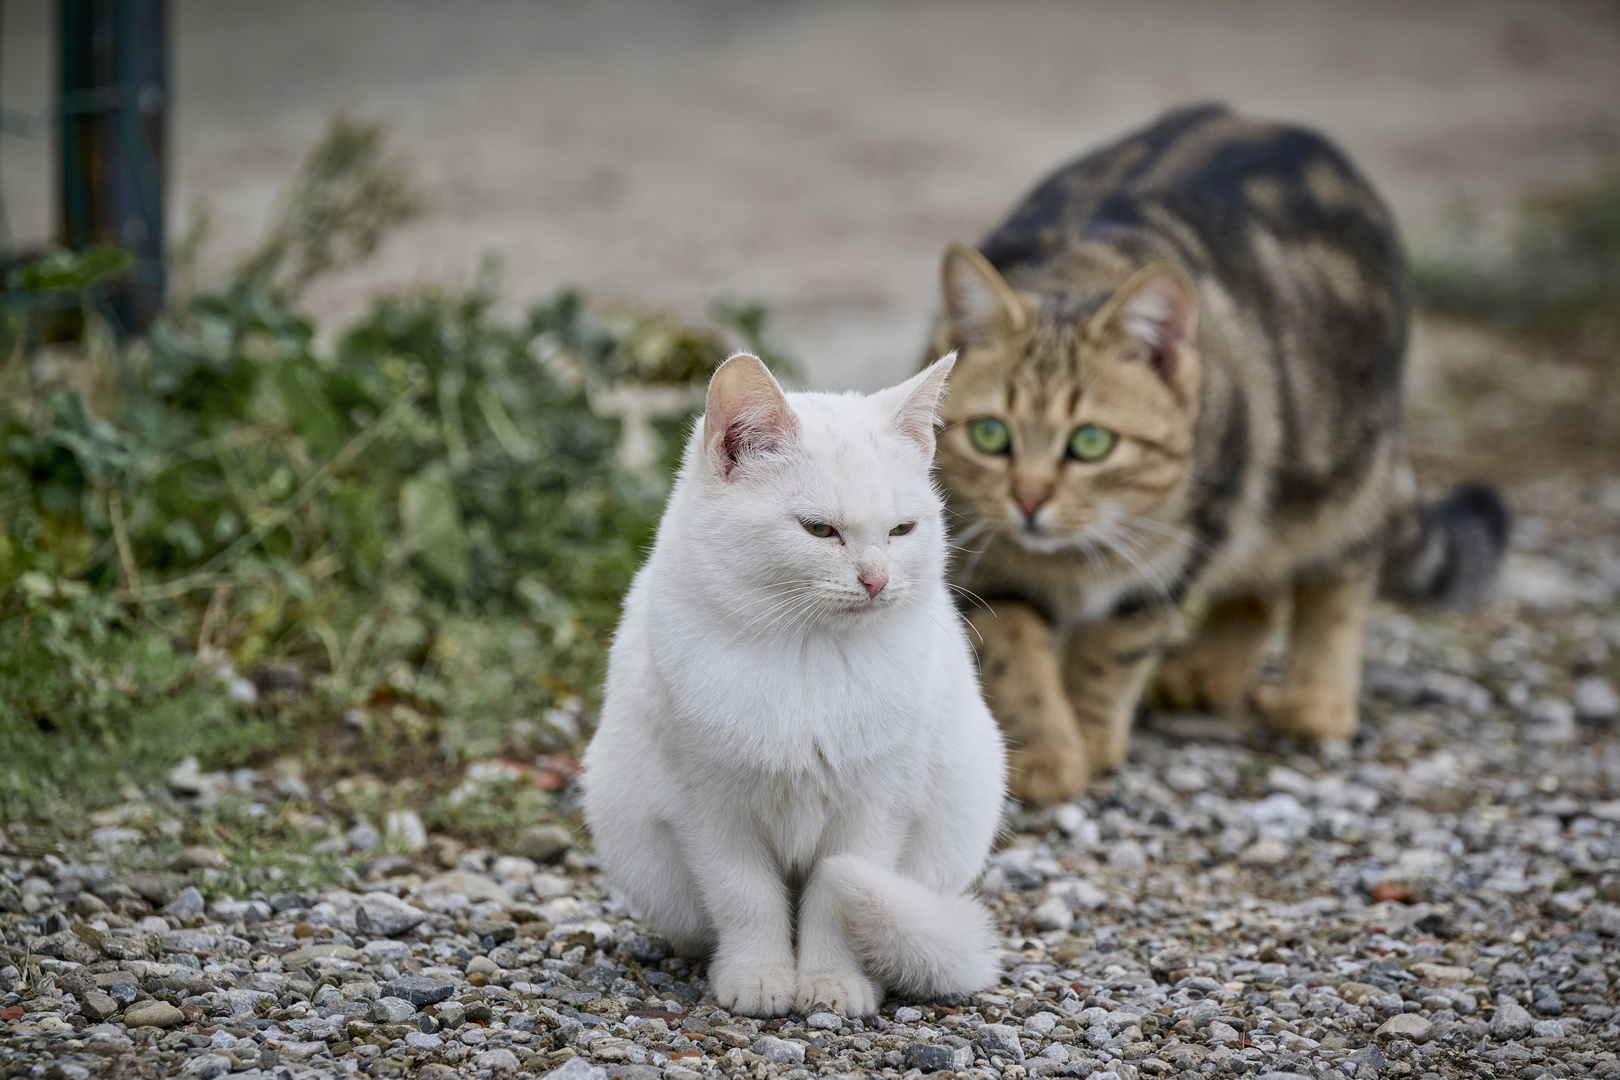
xmin=818 ymin=855 xmax=1000 ymax=998
xmin=1379 ymin=482 xmax=1511 ymax=609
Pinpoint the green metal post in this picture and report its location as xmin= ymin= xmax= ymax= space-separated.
xmin=59 ymin=0 xmax=167 ymax=333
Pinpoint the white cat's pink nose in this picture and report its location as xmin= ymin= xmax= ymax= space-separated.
xmin=860 ymin=572 xmax=888 ymax=598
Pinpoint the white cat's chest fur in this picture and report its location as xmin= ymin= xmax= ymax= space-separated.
xmin=647 ymin=572 xmax=936 ymax=773
xmin=620 ymin=567 xmax=943 ymax=866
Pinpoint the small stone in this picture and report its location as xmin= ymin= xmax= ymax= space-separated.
xmin=1107 ymin=839 xmax=1148 ymax=871
xmin=121 ymin=871 xmax=187 ymax=907
xmin=160 ymin=929 xmax=217 ymax=955
xmin=750 ymin=1035 xmax=805 ymax=1064
xmin=1024 ymin=1011 xmax=1057 ymax=1035
xmin=171 ymin=845 xmax=226 ymax=871
xmin=1164 ymin=764 xmax=1209 ymax=794
xmin=516 ymin=823 xmax=574 ymax=863
xmin=977 ymin=1023 xmax=1025 ymax=1064
xmin=361 ymin=938 xmax=413 ymax=962
xmin=1376 ymin=1013 xmax=1433 ymax=1043
xmin=163 ymin=886 xmax=205 ymax=922
xmin=123 ymin=1000 xmax=185 ymax=1028
xmin=1344 ymin=1045 xmax=1388 ymax=1074
xmin=1531 ymin=1019 xmax=1564 ymax=1038
xmin=1490 ymin=1000 xmax=1534 ymax=1040
xmin=79 ymin=991 xmax=120 ymax=1022
xmin=348 ymin=822 xmax=382 ymax=852
xmin=806 ymin=1011 xmax=842 ymax=1030
xmin=1521 ymin=698 xmax=1576 ymax=744
xmin=370 ymin=996 xmax=418 ymax=1023
xmin=1208 ymin=1020 xmax=1242 ymax=1045
xmin=181 ymin=1053 xmax=232 ymax=1078
xmin=405 ymin=1031 xmax=444 ymax=1050
xmin=167 ymin=756 xmax=206 ymax=795
xmin=907 ymin=1042 xmax=961 ymax=1072
xmin=355 ymin=892 xmax=426 ymax=937
xmin=1574 ymin=675 xmax=1619 ymax=721
xmin=384 ymin=809 xmax=429 ymax=852
xmin=1052 ymin=803 xmax=1089 ymax=835
xmin=1031 ymin=895 xmax=1074 ymax=931
xmin=222 ymin=988 xmax=275 ymax=1016
xmin=1240 ymin=837 xmax=1291 ymax=866
xmin=30 ymin=930 xmax=95 ymax=964
xmin=466 ymin=955 xmax=500 ymax=976
xmin=543 ymin=1060 xmax=608 ymax=1080
xmin=475 ymin=1048 xmax=521 ymax=1073
xmin=71 ymin=891 xmax=109 ymax=916
xmin=282 ymin=943 xmax=361 ymax=966
xmin=384 ymin=975 xmax=455 ymax=1006
xmin=1577 ymin=902 xmax=1620 ymax=937
xmin=622 ymin=933 xmax=671 ymax=964
xmin=894 ymin=1005 xmax=923 ymax=1023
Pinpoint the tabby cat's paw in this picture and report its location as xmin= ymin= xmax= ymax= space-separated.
xmin=1255 ymin=685 xmax=1359 ymax=742
xmin=710 ymin=962 xmax=797 ymax=1017
xmin=796 ymin=970 xmax=880 ymax=1017
xmin=1009 ymin=742 xmax=1089 ymax=806
xmin=1152 ymin=655 xmax=1245 ymax=711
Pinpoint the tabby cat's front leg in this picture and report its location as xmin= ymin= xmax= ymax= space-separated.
xmin=967 ymin=601 xmax=1089 ymax=806
xmin=1152 ymin=590 xmax=1287 ymax=711
xmin=1062 ymin=607 xmax=1175 ymax=773
xmin=1262 ymin=557 xmax=1376 ymax=742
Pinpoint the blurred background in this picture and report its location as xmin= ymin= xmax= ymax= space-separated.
xmin=1 ymin=2 xmax=1617 ymax=883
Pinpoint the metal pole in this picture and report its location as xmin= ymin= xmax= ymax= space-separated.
xmin=58 ymin=0 xmax=167 ymax=334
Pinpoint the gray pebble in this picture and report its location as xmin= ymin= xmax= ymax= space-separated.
xmin=382 ymin=975 xmax=454 ymax=1006
xmin=1491 ymin=1000 xmax=1534 ymax=1040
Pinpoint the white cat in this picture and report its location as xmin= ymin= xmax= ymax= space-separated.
xmin=581 ymin=352 xmax=1006 ymax=1018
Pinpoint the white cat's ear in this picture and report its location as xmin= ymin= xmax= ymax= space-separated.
xmin=704 ymin=353 xmax=798 ymax=480
xmin=1094 ymin=261 xmax=1199 ymax=391
xmin=942 ymin=242 xmax=1026 ymax=347
xmin=885 ymin=352 xmax=956 ymax=457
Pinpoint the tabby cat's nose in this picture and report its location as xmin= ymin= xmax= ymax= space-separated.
xmin=1016 ymin=493 xmax=1049 ymax=520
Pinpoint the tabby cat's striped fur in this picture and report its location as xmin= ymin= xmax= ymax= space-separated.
xmin=932 ymin=105 xmax=1507 ymax=805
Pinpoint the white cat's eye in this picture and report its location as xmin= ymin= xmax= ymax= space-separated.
xmin=889 ymin=522 xmax=916 ymax=537
xmin=801 ymin=519 xmax=839 ymax=540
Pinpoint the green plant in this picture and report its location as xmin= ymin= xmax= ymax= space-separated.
xmin=0 ymin=114 xmax=791 ymax=830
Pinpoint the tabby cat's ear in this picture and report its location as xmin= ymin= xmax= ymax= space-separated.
xmin=704 ymin=353 xmax=798 ymax=480
xmin=942 ymin=243 xmax=1026 ymax=347
xmin=884 ymin=352 xmax=956 ymax=457
xmin=1094 ymin=261 xmax=1199 ymax=390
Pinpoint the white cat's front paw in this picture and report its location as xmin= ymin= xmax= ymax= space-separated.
xmin=710 ymin=962 xmax=797 ymax=1017
xmin=795 ymin=970 xmax=880 ymax=1017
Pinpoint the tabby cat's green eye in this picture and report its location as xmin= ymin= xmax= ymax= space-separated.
xmin=969 ymin=417 xmax=1010 ymax=455
xmin=801 ymin=519 xmax=836 ymax=539
xmin=1068 ymin=424 xmax=1117 ymax=462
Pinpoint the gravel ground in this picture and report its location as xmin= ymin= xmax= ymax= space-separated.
xmin=3 ymin=473 xmax=1619 ymax=1079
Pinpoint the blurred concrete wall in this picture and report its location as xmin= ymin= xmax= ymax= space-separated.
xmin=3 ymin=0 xmax=1618 ymax=389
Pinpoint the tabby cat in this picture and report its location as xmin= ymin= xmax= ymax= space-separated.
xmin=931 ymin=104 xmax=1508 ymax=805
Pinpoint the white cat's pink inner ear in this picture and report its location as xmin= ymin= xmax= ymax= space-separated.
xmin=887 ymin=352 xmax=957 ymax=456
xmin=704 ymin=353 xmax=798 ymax=479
